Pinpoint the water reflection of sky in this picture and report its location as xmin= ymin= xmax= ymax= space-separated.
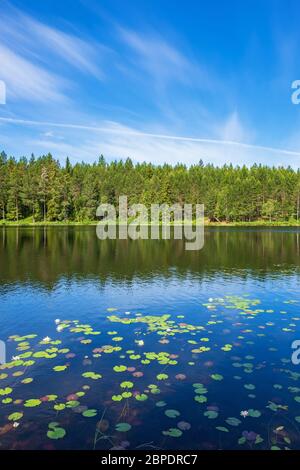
xmin=1 ymin=271 xmax=300 ymax=339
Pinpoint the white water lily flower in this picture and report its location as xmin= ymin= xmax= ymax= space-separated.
xmin=136 ymin=340 xmax=144 ymax=346
xmin=240 ymin=410 xmax=249 ymax=418
xmin=56 ymin=326 xmax=63 ymax=332
xmin=12 ymin=356 xmax=20 ymax=361
xmin=208 ymin=298 xmax=214 ymax=302
xmin=125 ymin=311 xmax=131 ymax=315
xmin=55 ymin=319 xmax=61 ymax=324
xmin=13 ymin=422 xmax=20 ymax=428
xmin=43 ymin=336 xmax=51 ymax=342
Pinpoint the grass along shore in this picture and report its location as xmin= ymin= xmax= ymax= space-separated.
xmin=1 ymin=217 xmax=300 ymax=227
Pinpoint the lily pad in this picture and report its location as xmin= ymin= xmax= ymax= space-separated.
xmin=24 ymin=399 xmax=41 ymax=407
xmin=226 ymin=417 xmax=241 ymax=426
xmin=82 ymin=409 xmax=97 ymax=418
xmin=204 ymin=410 xmax=218 ymax=419
xmin=165 ymin=409 xmax=180 ymax=418
xmin=211 ymin=374 xmax=223 ymax=381
xmin=115 ymin=422 xmax=131 ymax=432
xmin=113 ymin=365 xmax=127 ymax=372
xmin=162 ymin=428 xmax=183 ymax=438
xmin=47 ymin=425 xmax=66 ymax=440
xmin=8 ymin=412 xmax=23 ymax=421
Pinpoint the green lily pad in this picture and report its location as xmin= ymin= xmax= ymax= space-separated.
xmin=8 ymin=412 xmax=23 ymax=421
xmin=248 ymin=409 xmax=261 ymax=418
xmin=54 ymin=404 xmax=66 ymax=411
xmin=53 ymin=365 xmax=68 ymax=372
xmin=216 ymin=426 xmax=229 ymax=432
xmin=135 ymin=394 xmax=148 ymax=401
xmin=47 ymin=426 xmax=66 ymax=440
xmin=157 ymin=373 xmax=169 ymax=380
xmin=113 ymin=365 xmax=127 ymax=372
xmin=194 ymin=395 xmax=207 ymax=403
xmin=204 ymin=410 xmax=218 ymax=419
xmin=211 ymin=374 xmax=223 ymax=381
xmin=82 ymin=372 xmax=102 ymax=380
xmin=120 ymin=381 xmax=134 ymax=389
xmin=0 ymin=387 xmax=12 ymax=396
xmin=115 ymin=422 xmax=131 ymax=432
xmin=165 ymin=409 xmax=180 ymax=418
xmin=82 ymin=409 xmax=97 ymax=418
xmin=24 ymin=399 xmax=41 ymax=407
xmin=162 ymin=428 xmax=183 ymax=438
xmin=156 ymin=401 xmax=166 ymax=407
xmin=66 ymin=400 xmax=80 ymax=408
xmin=226 ymin=417 xmax=241 ymax=426
xmin=112 ymin=394 xmax=123 ymax=402
xmin=244 ymin=384 xmax=255 ymax=390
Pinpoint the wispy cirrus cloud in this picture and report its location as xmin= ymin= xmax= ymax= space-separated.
xmin=116 ymin=26 xmax=221 ymax=131
xmin=119 ymin=28 xmax=190 ymax=85
xmin=1 ymin=0 xmax=295 ymax=168
xmin=14 ymin=13 xmax=106 ymax=79
xmin=0 ymin=44 xmax=67 ymax=103
xmin=2 ymin=117 xmax=300 ymax=168
xmin=117 ymin=27 xmax=214 ymax=93
xmin=0 ymin=2 xmax=107 ymax=104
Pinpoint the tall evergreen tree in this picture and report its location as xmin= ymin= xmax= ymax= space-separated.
xmin=1 ymin=150 xmax=300 ymax=223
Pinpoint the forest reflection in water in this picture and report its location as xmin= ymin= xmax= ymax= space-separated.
xmin=0 ymin=227 xmax=300 ymax=290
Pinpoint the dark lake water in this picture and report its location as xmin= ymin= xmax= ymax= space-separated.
xmin=0 ymin=227 xmax=300 ymax=450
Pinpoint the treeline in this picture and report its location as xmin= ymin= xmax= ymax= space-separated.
xmin=1 ymin=151 xmax=300 ymax=222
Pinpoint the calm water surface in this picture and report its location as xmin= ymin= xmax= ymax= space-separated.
xmin=0 ymin=227 xmax=300 ymax=450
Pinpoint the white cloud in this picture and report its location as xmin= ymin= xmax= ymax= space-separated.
xmin=22 ymin=16 xmax=105 ymax=79
xmin=118 ymin=27 xmax=212 ymax=92
xmin=119 ymin=28 xmax=188 ymax=81
xmin=0 ymin=2 xmax=106 ymax=100
xmin=2 ymin=117 xmax=300 ymax=168
xmin=216 ymin=111 xmax=251 ymax=143
xmin=0 ymin=44 xmax=66 ymax=103
xmin=91 ymin=121 xmax=300 ymax=167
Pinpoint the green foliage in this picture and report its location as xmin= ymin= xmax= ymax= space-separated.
xmin=47 ymin=422 xmax=66 ymax=440
xmin=1 ymin=152 xmax=300 ymax=223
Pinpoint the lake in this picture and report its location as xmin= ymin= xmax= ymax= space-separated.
xmin=0 ymin=227 xmax=300 ymax=450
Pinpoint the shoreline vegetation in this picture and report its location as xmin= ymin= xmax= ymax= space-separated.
xmin=2 ymin=151 xmax=300 ymax=226
xmin=1 ymin=218 xmax=300 ymax=227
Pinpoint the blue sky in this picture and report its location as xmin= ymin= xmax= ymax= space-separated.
xmin=1 ymin=0 xmax=300 ymax=166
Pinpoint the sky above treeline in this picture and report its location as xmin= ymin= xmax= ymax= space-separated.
xmin=1 ymin=0 xmax=300 ymax=167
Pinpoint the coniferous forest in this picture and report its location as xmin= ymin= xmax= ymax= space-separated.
xmin=1 ymin=150 xmax=300 ymax=223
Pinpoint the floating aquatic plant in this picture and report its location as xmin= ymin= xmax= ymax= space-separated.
xmin=1 ymin=294 xmax=300 ymax=450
